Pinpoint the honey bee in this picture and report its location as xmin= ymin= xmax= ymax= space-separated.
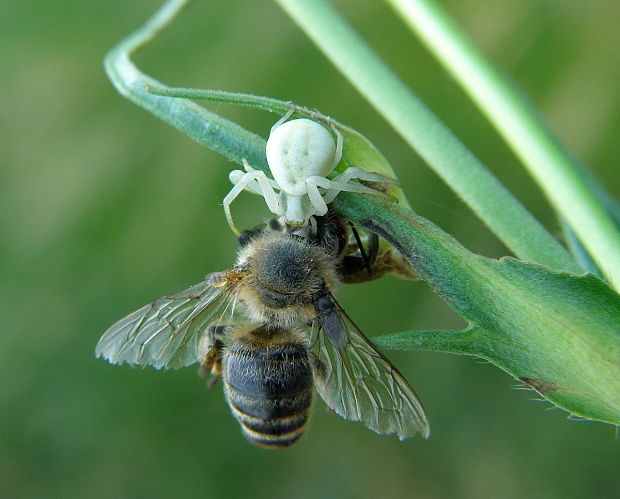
xmin=96 ymin=216 xmax=429 ymax=448
xmin=201 ymin=323 xmax=314 ymax=448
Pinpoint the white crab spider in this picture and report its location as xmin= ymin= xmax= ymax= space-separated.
xmin=224 ymin=117 xmax=391 ymax=234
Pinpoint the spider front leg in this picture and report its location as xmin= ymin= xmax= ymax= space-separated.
xmin=229 ymin=160 xmax=279 ymax=197
xmin=305 ymin=182 xmax=330 ymax=218
xmin=229 ymin=170 xmax=263 ymax=196
xmin=328 ymin=122 xmax=343 ymax=170
xmin=322 ymin=167 xmax=396 ymax=204
xmin=271 ymin=107 xmax=296 ymax=133
xmin=306 ymin=172 xmax=384 ymax=211
xmin=223 ymin=163 xmax=283 ymax=234
xmin=331 ymin=166 xmax=394 ymax=185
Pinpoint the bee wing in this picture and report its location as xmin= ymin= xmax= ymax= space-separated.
xmin=312 ymin=308 xmax=430 ymax=440
xmin=95 ymin=277 xmax=240 ymax=369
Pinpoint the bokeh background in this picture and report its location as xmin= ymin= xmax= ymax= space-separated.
xmin=2 ymin=0 xmax=619 ymax=497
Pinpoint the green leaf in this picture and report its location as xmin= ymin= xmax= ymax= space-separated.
xmin=275 ymin=0 xmax=581 ymax=275
xmin=103 ymin=0 xmax=269 ymax=173
xmin=336 ymin=193 xmax=620 ymax=425
xmin=384 ymin=0 xmax=620 ymax=291
xmin=143 ymin=85 xmax=409 ymax=206
xmin=104 ymin=0 xmax=620 ymax=427
xmin=104 ymin=0 xmax=410 ymax=206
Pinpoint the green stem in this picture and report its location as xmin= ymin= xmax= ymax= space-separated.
xmin=373 ymin=327 xmax=482 ymax=355
xmin=334 ymin=192 xmax=620 ymax=425
xmin=385 ymin=0 xmax=620 ymax=292
xmin=104 ymin=0 xmax=269 ymax=172
xmin=274 ymin=0 xmax=580 ymax=275
xmin=145 ymin=85 xmax=295 ymax=116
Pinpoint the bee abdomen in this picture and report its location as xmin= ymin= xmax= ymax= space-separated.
xmin=223 ymin=341 xmax=313 ymax=449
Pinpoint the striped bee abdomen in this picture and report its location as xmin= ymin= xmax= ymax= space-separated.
xmin=223 ymin=339 xmax=313 ymax=449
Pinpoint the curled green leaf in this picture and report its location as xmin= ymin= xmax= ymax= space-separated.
xmin=338 ymin=193 xmax=620 ymax=425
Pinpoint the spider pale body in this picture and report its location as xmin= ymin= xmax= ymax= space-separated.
xmin=223 ymin=118 xmax=391 ymax=233
xmin=266 ymin=118 xmax=338 ymax=196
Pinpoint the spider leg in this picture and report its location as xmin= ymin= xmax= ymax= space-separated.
xmin=229 ymin=170 xmax=262 ymax=196
xmin=328 ymin=122 xmax=343 ymax=170
xmin=330 ymin=166 xmax=395 ymax=185
xmin=271 ymin=107 xmax=296 ymax=133
xmin=251 ymin=171 xmax=283 ymax=217
xmin=224 ymin=170 xmax=282 ymax=234
xmin=234 ymin=160 xmax=279 ymax=194
xmin=242 ymin=158 xmax=255 ymax=173
xmin=307 ymin=175 xmax=380 ymax=206
xmin=305 ymin=181 xmax=329 ymax=217
xmin=223 ymin=171 xmax=260 ymax=234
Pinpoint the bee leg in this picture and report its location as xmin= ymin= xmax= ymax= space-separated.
xmin=351 ymin=223 xmax=374 ymax=278
xmin=340 ymin=230 xmax=380 ymax=283
xmin=198 ymin=325 xmax=227 ymax=386
xmin=206 ymin=362 xmax=223 ymax=388
xmin=267 ymin=217 xmax=284 ymax=232
xmin=308 ymin=351 xmax=327 ymax=381
xmin=238 ymin=223 xmax=268 ymax=247
xmin=238 ymin=216 xmax=286 ymax=246
xmin=199 ymin=341 xmax=224 ymax=386
xmin=314 ymin=211 xmax=347 ymax=258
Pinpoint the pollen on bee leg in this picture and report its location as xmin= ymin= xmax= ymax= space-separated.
xmin=198 ymin=344 xmax=223 ymax=386
xmin=198 ymin=367 xmax=222 ymax=388
xmin=198 ymin=325 xmax=226 ymax=385
xmin=205 ymin=271 xmax=229 ymax=287
xmin=205 ymin=269 xmax=245 ymax=287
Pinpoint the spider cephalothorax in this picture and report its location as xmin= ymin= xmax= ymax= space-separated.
xmin=223 ymin=117 xmax=392 ymax=233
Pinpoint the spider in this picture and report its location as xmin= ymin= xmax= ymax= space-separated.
xmin=224 ymin=117 xmax=392 ymax=234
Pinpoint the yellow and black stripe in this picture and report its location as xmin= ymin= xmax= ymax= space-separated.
xmin=223 ymin=341 xmax=313 ymax=449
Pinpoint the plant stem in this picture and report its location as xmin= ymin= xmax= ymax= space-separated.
xmin=334 ymin=192 xmax=620 ymax=425
xmin=104 ymin=0 xmax=269 ymax=171
xmin=145 ymin=85 xmax=294 ymax=115
xmin=374 ymin=327 xmax=481 ymax=355
xmin=385 ymin=0 xmax=620 ymax=291
xmin=274 ymin=0 xmax=580 ymax=275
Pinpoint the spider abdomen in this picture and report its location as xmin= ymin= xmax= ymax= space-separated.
xmin=266 ymin=118 xmax=337 ymax=195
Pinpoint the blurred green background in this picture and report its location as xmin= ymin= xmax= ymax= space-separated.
xmin=2 ymin=0 xmax=619 ymax=497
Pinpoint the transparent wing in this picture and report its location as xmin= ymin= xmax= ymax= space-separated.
xmin=95 ymin=278 xmax=240 ymax=369
xmin=312 ymin=308 xmax=430 ymax=440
